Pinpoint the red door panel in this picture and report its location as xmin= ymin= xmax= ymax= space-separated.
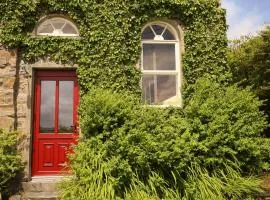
xmin=32 ymin=70 xmax=79 ymax=176
xmin=57 ymin=143 xmax=68 ymax=166
xmin=42 ymin=143 xmax=54 ymax=167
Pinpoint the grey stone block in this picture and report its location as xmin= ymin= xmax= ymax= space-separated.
xmin=9 ymin=195 xmax=21 ymax=200
xmin=21 ymin=181 xmax=59 ymax=200
xmin=22 ymin=192 xmax=58 ymax=200
xmin=0 ymin=57 xmax=7 ymax=68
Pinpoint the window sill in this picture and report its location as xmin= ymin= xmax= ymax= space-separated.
xmin=142 ymin=96 xmax=183 ymax=108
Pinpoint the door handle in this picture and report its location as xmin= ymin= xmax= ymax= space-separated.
xmin=58 ymin=163 xmax=67 ymax=167
xmin=70 ymin=124 xmax=79 ymax=134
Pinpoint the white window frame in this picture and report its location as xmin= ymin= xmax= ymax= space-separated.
xmin=141 ymin=22 xmax=181 ymax=106
xmin=35 ymin=17 xmax=79 ymax=37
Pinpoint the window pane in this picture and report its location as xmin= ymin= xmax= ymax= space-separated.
xmin=54 ymin=22 xmax=65 ymax=29
xmin=142 ymin=75 xmax=176 ymax=104
xmin=152 ymin=25 xmax=164 ymax=35
xmin=142 ymin=75 xmax=155 ymax=104
xmin=50 ymin=18 xmax=65 ymax=29
xmin=143 ymin=44 xmax=176 ymax=70
xmin=142 ymin=27 xmax=155 ymax=40
xmin=40 ymin=81 xmax=56 ymax=133
xmin=163 ymin=29 xmax=175 ymax=40
xmin=62 ymin=24 xmax=78 ymax=34
xmin=38 ymin=23 xmax=54 ymax=34
xmin=58 ymin=81 xmax=74 ymax=133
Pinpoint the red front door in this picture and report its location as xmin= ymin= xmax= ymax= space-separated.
xmin=32 ymin=70 xmax=79 ymax=176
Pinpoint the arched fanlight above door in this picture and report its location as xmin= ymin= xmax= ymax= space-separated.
xmin=35 ymin=17 xmax=79 ymax=37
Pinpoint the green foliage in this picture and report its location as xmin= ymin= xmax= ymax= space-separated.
xmin=60 ymin=151 xmax=262 ymax=200
xmin=60 ymin=83 xmax=269 ymax=199
xmin=228 ymin=26 xmax=270 ymax=95
xmin=182 ymin=164 xmax=262 ymax=200
xmin=184 ymin=78 xmax=269 ymax=172
xmin=79 ymin=89 xmax=140 ymax=138
xmin=228 ymin=26 xmax=270 ymax=135
xmin=0 ymin=0 xmax=228 ymax=95
xmin=0 ymin=129 xmax=23 ymax=195
xmin=59 ymin=153 xmax=118 ymax=200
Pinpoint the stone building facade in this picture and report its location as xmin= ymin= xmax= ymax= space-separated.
xmin=0 ymin=9 xmax=270 ymax=199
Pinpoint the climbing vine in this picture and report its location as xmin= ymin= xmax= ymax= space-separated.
xmin=0 ymin=0 xmax=228 ymax=95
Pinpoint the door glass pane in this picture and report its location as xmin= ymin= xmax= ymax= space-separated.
xmin=40 ymin=81 xmax=56 ymax=133
xmin=142 ymin=75 xmax=176 ymax=104
xmin=58 ymin=81 xmax=74 ymax=133
xmin=143 ymin=44 xmax=176 ymax=70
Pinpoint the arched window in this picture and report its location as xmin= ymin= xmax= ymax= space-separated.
xmin=141 ymin=22 xmax=181 ymax=105
xmin=35 ymin=17 xmax=79 ymax=37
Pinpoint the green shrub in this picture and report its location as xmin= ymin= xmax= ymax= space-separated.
xmin=184 ymin=78 xmax=270 ymax=172
xmin=59 ymin=80 xmax=269 ymax=199
xmin=0 ymin=129 xmax=23 ymax=195
xmin=79 ymin=88 xmax=140 ymax=138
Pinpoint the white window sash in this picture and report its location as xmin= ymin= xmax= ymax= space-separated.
xmin=142 ymin=40 xmax=178 ymax=44
xmin=142 ymin=70 xmax=178 ymax=75
xmin=141 ymin=24 xmax=181 ymax=105
xmin=37 ymin=33 xmax=79 ymax=37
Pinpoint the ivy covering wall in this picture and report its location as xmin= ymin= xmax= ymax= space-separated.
xmin=0 ymin=0 xmax=228 ymax=95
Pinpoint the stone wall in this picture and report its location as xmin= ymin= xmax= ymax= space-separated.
xmin=0 ymin=44 xmax=17 ymax=129
xmin=0 ymin=44 xmax=31 ymax=178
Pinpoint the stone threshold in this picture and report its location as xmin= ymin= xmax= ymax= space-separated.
xmin=31 ymin=176 xmax=67 ymax=182
xmin=18 ymin=176 xmax=71 ymax=200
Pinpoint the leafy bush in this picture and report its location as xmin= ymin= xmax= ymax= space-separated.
xmin=60 ymin=79 xmax=269 ymax=199
xmin=0 ymin=129 xmax=23 ymax=195
xmin=79 ymin=89 xmax=140 ymax=138
xmin=228 ymin=26 xmax=270 ymax=136
xmin=184 ymin=78 xmax=270 ymax=172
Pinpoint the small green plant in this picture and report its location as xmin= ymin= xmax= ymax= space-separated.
xmin=59 ymin=153 xmax=118 ymax=200
xmin=183 ymin=164 xmax=262 ymax=200
xmin=0 ymin=129 xmax=23 ymax=196
xmin=124 ymin=172 xmax=182 ymax=200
